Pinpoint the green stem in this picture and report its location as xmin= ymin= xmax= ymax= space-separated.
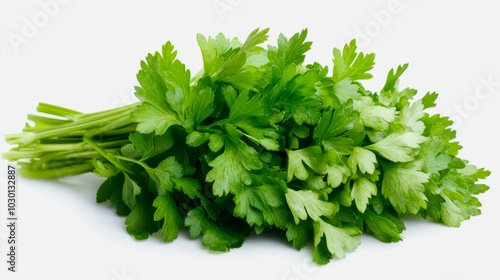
xmin=2 ymin=138 xmax=128 ymax=161
xmin=27 ymin=114 xmax=71 ymax=126
xmin=197 ymin=127 xmax=223 ymax=134
xmin=83 ymin=137 xmax=134 ymax=175
xmin=84 ymin=115 xmax=135 ymax=138
xmin=204 ymin=119 xmax=229 ymax=129
xmin=114 ymin=155 xmax=149 ymax=170
xmin=36 ymin=103 xmax=82 ymax=120
xmin=1 ymin=149 xmax=42 ymax=161
xmin=33 ymin=150 xmax=108 ymax=169
xmin=75 ymin=103 xmax=139 ymax=120
xmin=7 ymin=110 xmax=132 ymax=146
xmin=35 ymin=139 xmax=128 ymax=152
xmin=18 ymin=162 xmax=95 ymax=178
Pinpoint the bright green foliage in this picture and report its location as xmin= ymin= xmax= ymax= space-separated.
xmin=205 ymin=125 xmax=263 ymax=196
xmin=286 ymin=189 xmax=336 ymax=223
xmin=153 ymin=193 xmax=183 ymax=242
xmin=362 ymin=209 xmax=405 ymax=242
xmin=351 ymin=177 xmax=377 ymax=213
xmin=268 ymin=29 xmax=311 ymax=71
xmin=313 ymin=219 xmax=361 ymax=259
xmin=184 ymin=207 xmax=247 ymax=252
xmin=381 ymin=162 xmax=429 ymax=214
xmin=286 ymin=146 xmax=327 ymax=182
xmin=129 ymin=131 xmax=174 ymax=160
xmin=366 ymin=132 xmax=427 ymax=162
xmin=122 ymin=174 xmax=141 ymax=209
xmin=359 ymin=104 xmax=397 ymax=130
xmin=348 ymin=147 xmax=377 ymax=174
xmin=313 ymin=99 xmax=359 ymax=144
xmin=332 ymin=39 xmax=375 ymax=82
xmin=3 ymin=28 xmax=490 ymax=265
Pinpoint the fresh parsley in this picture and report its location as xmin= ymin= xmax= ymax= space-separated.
xmin=3 ymin=28 xmax=491 ymax=265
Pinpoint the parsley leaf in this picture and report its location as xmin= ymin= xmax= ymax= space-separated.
xmin=332 ymin=39 xmax=375 ymax=82
xmin=285 ymin=189 xmax=336 ymax=224
xmin=153 ymin=193 xmax=183 ymax=242
xmin=313 ymin=219 xmax=361 ymax=259
xmin=381 ymin=162 xmax=429 ymax=214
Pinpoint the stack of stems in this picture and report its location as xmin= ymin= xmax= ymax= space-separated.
xmin=3 ymin=103 xmax=139 ymax=178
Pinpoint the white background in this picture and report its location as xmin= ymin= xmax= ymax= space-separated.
xmin=1 ymin=0 xmax=499 ymax=279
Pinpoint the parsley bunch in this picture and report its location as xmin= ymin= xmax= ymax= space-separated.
xmin=3 ymin=28 xmax=490 ymax=264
